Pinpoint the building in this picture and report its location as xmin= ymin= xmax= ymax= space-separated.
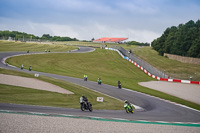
xmin=93 ymin=37 xmax=128 ymax=43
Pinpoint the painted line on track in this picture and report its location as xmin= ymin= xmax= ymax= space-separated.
xmin=1 ymin=110 xmax=200 ymax=127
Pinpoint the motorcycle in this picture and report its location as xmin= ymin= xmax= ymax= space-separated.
xmin=98 ymin=79 xmax=102 ymax=85
xmin=21 ymin=65 xmax=24 ymax=70
xmin=118 ymin=81 xmax=121 ymax=89
xmin=118 ymin=83 xmax=121 ymax=88
xmin=29 ymin=66 xmax=32 ymax=71
xmin=124 ymin=103 xmax=134 ymax=113
xmin=84 ymin=77 xmax=87 ymax=81
xmin=80 ymin=101 xmax=93 ymax=112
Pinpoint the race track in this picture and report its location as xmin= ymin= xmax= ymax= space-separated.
xmin=0 ymin=47 xmax=200 ymax=123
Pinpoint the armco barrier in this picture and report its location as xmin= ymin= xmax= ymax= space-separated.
xmin=105 ymin=47 xmax=200 ymax=85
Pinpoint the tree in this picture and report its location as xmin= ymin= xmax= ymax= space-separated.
xmin=187 ymin=36 xmax=200 ymax=58
xmin=0 ymin=30 xmax=78 ymax=42
xmin=41 ymin=34 xmax=52 ymax=40
xmin=151 ymin=20 xmax=200 ymax=58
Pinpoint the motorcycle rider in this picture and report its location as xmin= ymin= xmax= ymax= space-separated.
xmin=80 ymin=95 xmax=93 ymax=112
xmin=80 ymin=95 xmax=88 ymax=105
xmin=29 ymin=66 xmax=32 ymax=71
xmin=98 ymin=77 xmax=102 ymax=84
xmin=118 ymin=80 xmax=121 ymax=88
xmin=21 ymin=64 xmax=24 ymax=70
xmin=125 ymin=100 xmax=131 ymax=107
xmin=84 ymin=74 xmax=87 ymax=81
xmin=124 ymin=100 xmax=134 ymax=113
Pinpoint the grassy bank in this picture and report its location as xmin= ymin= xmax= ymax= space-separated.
xmin=0 ymin=68 xmax=124 ymax=110
xmin=53 ymin=41 xmax=200 ymax=81
xmin=129 ymin=46 xmax=200 ymax=81
xmin=0 ymin=41 xmax=76 ymax=52
xmin=7 ymin=49 xmax=153 ymax=89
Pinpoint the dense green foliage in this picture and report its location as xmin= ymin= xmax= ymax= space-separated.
xmin=151 ymin=20 xmax=200 ymax=58
xmin=127 ymin=41 xmax=150 ymax=46
xmin=0 ymin=30 xmax=39 ymax=40
xmin=0 ymin=30 xmax=78 ymax=41
xmin=41 ymin=34 xmax=78 ymax=41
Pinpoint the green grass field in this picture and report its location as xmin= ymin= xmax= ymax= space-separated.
xmin=0 ymin=41 xmax=76 ymax=52
xmin=54 ymin=41 xmax=200 ymax=81
xmin=7 ymin=49 xmax=153 ymax=88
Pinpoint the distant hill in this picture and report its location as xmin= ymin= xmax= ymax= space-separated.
xmin=151 ymin=20 xmax=200 ymax=58
xmin=0 ymin=30 xmax=78 ymax=41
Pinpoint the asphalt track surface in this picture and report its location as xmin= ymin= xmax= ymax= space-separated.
xmin=0 ymin=47 xmax=200 ymax=123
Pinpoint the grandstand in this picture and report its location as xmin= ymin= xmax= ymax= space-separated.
xmin=93 ymin=37 xmax=128 ymax=43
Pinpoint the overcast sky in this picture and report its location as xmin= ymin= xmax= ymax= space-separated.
xmin=0 ymin=0 xmax=200 ymax=42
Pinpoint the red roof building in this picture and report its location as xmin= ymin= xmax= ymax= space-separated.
xmin=93 ymin=37 xmax=128 ymax=43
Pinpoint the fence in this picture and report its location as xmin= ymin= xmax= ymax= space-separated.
xmin=164 ymin=53 xmax=200 ymax=65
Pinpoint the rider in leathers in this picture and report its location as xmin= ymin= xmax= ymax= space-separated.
xmin=124 ymin=100 xmax=134 ymax=113
xmin=80 ymin=95 xmax=88 ymax=106
xmin=125 ymin=100 xmax=131 ymax=107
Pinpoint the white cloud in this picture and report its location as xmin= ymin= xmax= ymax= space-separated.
xmin=115 ymin=0 xmax=159 ymax=15
xmin=37 ymin=23 xmax=79 ymax=38
xmin=126 ymin=29 xmax=160 ymax=43
xmin=45 ymin=0 xmax=117 ymax=15
xmin=1 ymin=0 xmax=200 ymax=44
xmin=0 ymin=17 xmax=160 ymax=42
xmin=90 ymin=23 xmax=160 ymax=42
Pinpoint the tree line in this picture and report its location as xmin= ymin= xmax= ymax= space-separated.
xmin=127 ymin=41 xmax=150 ymax=46
xmin=151 ymin=20 xmax=200 ymax=58
xmin=0 ymin=30 xmax=78 ymax=41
